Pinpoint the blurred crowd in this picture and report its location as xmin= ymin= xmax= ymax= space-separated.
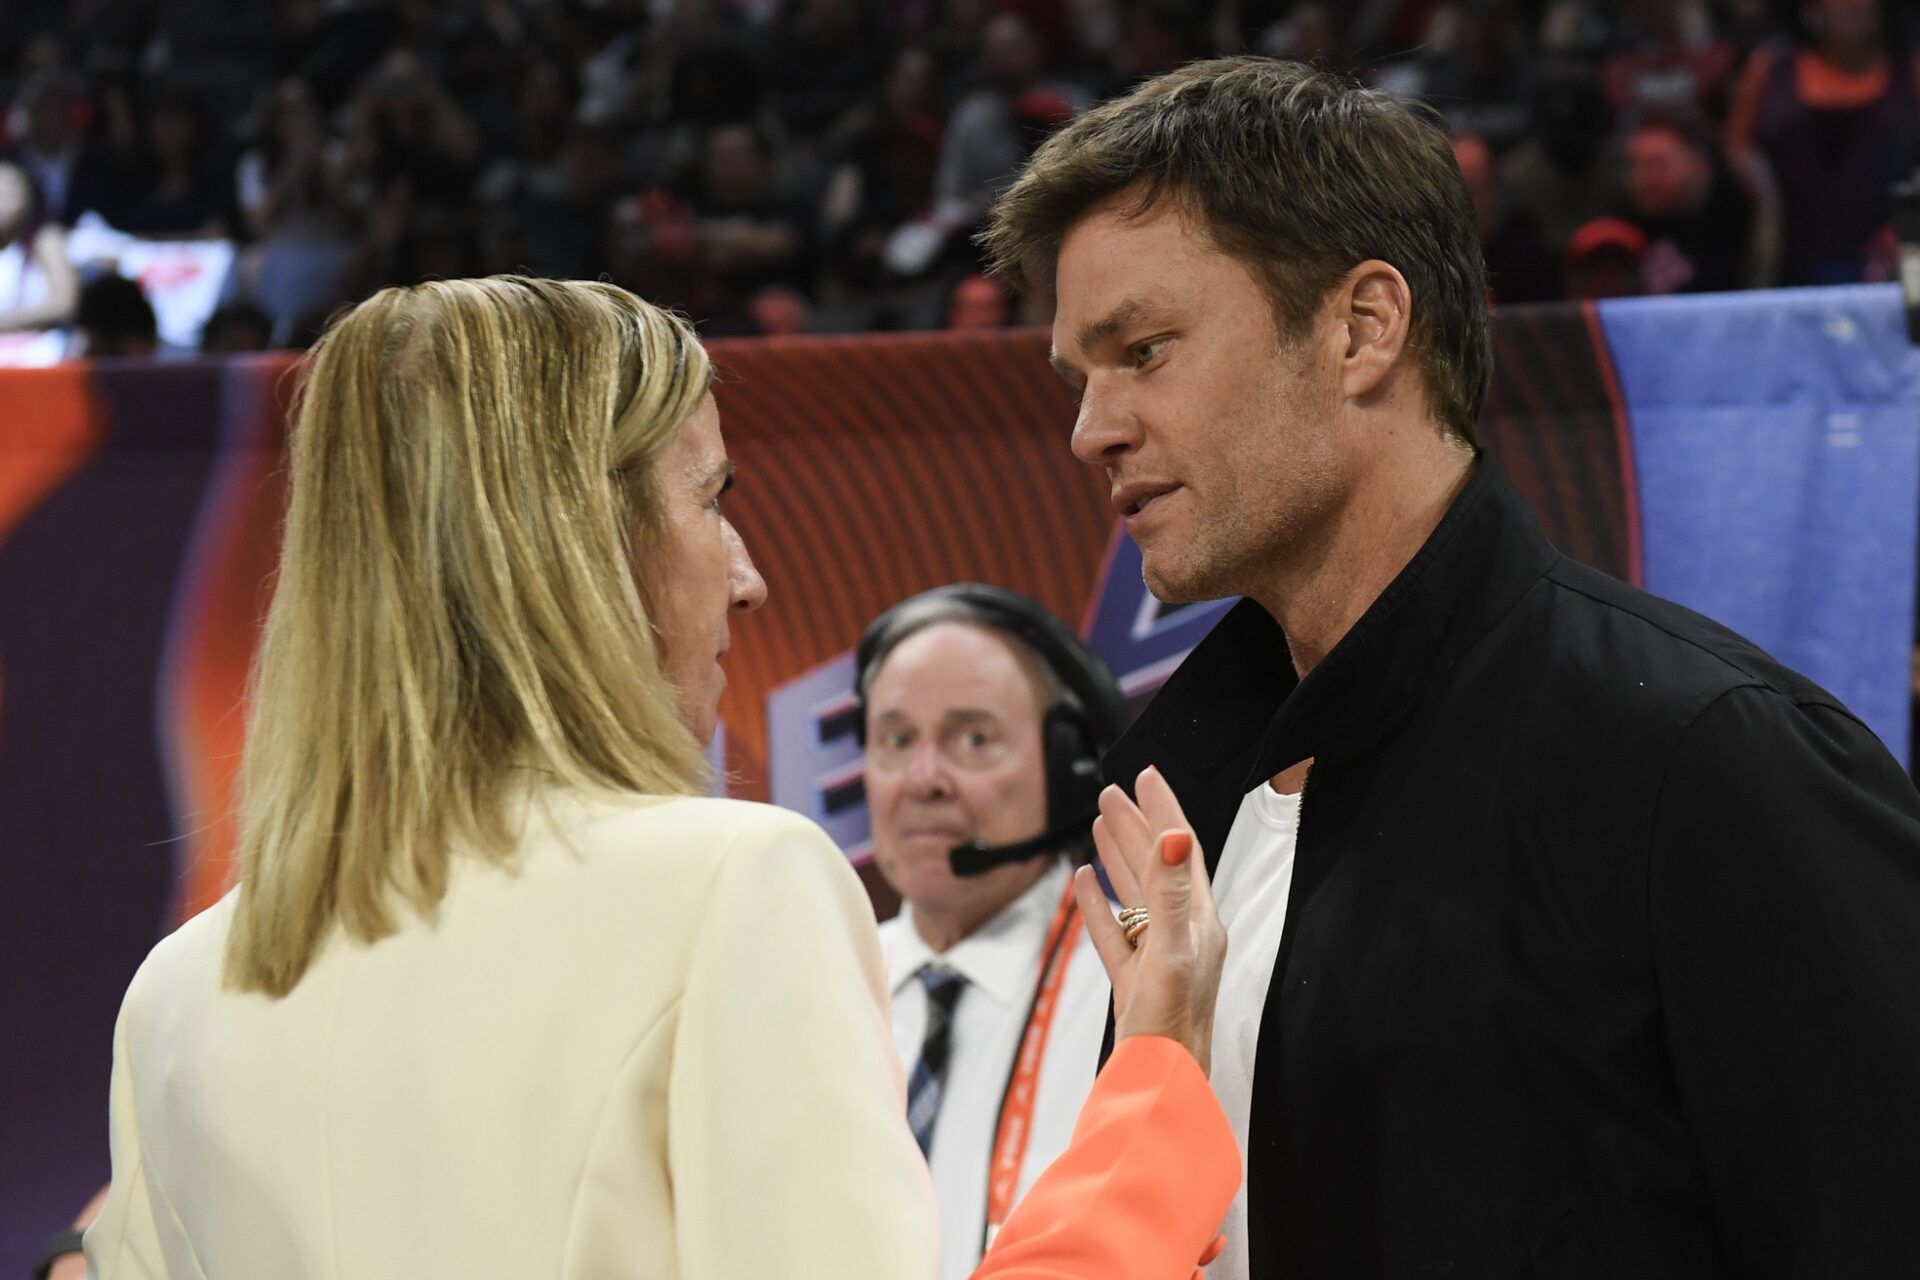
xmin=1 ymin=0 xmax=1916 ymax=353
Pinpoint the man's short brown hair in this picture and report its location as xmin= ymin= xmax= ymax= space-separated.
xmin=981 ymin=57 xmax=1491 ymax=444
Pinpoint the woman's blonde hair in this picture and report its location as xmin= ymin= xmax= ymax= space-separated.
xmin=225 ymin=276 xmax=712 ymax=996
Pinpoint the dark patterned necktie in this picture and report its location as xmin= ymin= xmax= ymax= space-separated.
xmin=906 ymin=964 xmax=968 ymax=1156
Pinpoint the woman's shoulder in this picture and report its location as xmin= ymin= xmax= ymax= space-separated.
xmin=522 ymin=791 xmax=872 ymax=956
xmin=525 ymin=790 xmax=852 ymax=888
xmin=114 ymin=890 xmax=240 ymax=1025
xmin=539 ymin=790 xmax=828 ymax=849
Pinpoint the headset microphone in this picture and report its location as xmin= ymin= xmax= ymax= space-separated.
xmin=948 ymin=811 xmax=1097 ymax=877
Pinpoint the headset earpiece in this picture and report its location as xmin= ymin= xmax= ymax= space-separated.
xmin=1041 ymin=705 xmax=1104 ymax=846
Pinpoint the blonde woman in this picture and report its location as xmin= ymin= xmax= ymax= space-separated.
xmin=83 ymin=276 xmax=1236 ymax=1279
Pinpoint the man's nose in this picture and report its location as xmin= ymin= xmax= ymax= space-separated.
xmin=903 ymin=739 xmax=952 ymax=795
xmin=1069 ymin=379 xmax=1139 ymax=466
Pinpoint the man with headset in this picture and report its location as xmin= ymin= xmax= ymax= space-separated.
xmin=856 ymin=584 xmax=1129 ymax=1280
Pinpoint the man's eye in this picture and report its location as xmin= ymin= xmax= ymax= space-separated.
xmin=1131 ymin=339 xmax=1164 ymax=368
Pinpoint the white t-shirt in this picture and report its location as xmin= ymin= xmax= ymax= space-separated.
xmin=879 ymin=859 xmax=1111 ymax=1280
xmin=1206 ymin=781 xmax=1304 ymax=1280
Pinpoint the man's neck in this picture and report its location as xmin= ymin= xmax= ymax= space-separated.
xmin=912 ymin=858 xmax=1053 ymax=954
xmin=1255 ymin=432 xmax=1475 ymax=680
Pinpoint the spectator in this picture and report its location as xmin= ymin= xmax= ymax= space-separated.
xmin=943 ymin=271 xmax=1012 ymax=328
xmin=0 ymin=158 xmax=78 ymax=334
xmin=74 ymin=271 xmax=158 ymax=357
xmin=515 ymin=121 xmax=623 ymax=281
xmin=642 ymin=29 xmax=776 ymax=220
xmin=4 ymin=68 xmax=119 ymax=225
xmin=473 ymin=61 xmax=579 ymax=212
xmin=200 ymin=300 xmax=275 ymax=352
xmin=684 ymin=122 xmax=812 ymax=334
xmin=769 ymin=0 xmax=893 ymax=140
xmin=1419 ymin=0 xmax=1534 ymax=150
xmin=1499 ymin=63 xmax=1617 ymax=249
xmin=1454 ymin=132 xmax=1562 ymax=304
xmin=748 ymin=283 xmax=813 ymax=335
xmin=1727 ymin=0 xmax=1920 ymax=285
xmin=934 ymin=14 xmax=1088 ymax=224
xmin=235 ymin=76 xmax=357 ymax=341
xmin=340 ymin=50 xmax=480 ymax=213
xmin=235 ymin=78 xmax=342 ymax=243
xmin=1602 ymin=0 xmax=1742 ymax=120
xmin=558 ymin=0 xmax=651 ymax=128
xmin=1565 ymin=215 xmax=1648 ymax=298
xmin=1617 ymin=117 xmax=1759 ymax=293
xmin=820 ymin=46 xmax=945 ymax=292
xmin=113 ymin=86 xmax=237 ymax=238
xmin=0 ymin=0 xmax=1832 ymax=333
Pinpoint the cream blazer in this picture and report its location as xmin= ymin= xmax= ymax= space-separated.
xmin=85 ymin=789 xmax=939 ymax=1279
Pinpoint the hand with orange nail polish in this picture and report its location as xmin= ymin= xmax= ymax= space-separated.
xmin=1071 ymin=766 xmax=1227 ymax=1075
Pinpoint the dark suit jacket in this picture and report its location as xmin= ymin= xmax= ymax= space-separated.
xmin=1105 ymin=456 xmax=1920 ymax=1278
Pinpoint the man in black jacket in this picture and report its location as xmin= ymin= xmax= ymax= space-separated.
xmin=983 ymin=57 xmax=1920 ymax=1278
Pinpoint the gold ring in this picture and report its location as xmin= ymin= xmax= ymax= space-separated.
xmin=1119 ymin=907 xmax=1150 ymax=948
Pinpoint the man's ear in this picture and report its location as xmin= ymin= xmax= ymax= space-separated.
xmin=1335 ymin=260 xmax=1414 ymax=400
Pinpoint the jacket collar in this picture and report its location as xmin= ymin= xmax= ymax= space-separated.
xmin=1104 ymin=455 xmax=1559 ymax=847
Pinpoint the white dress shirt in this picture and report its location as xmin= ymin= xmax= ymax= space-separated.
xmin=1206 ymin=781 xmax=1303 ymax=1280
xmin=880 ymin=859 xmax=1111 ymax=1280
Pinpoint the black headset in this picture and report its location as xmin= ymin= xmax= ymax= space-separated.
xmin=853 ymin=584 xmax=1129 ymax=870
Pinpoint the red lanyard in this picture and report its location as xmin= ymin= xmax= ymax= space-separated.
xmin=982 ymin=872 xmax=1084 ymax=1244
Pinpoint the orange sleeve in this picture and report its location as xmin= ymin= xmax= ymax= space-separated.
xmin=971 ymin=1036 xmax=1242 ymax=1280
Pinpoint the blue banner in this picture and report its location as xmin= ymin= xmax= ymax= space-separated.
xmin=1598 ymin=285 xmax=1920 ymax=766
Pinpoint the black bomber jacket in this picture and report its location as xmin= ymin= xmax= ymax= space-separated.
xmin=1104 ymin=455 xmax=1920 ymax=1279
